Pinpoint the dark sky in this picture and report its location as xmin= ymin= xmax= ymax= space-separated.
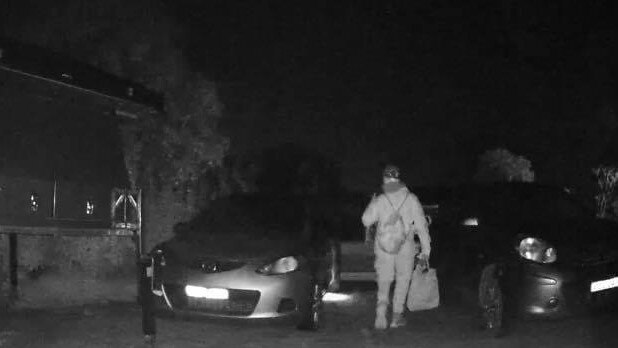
xmin=164 ymin=1 xmax=618 ymax=188
xmin=5 ymin=0 xmax=616 ymax=189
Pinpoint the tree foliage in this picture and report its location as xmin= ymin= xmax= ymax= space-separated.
xmin=474 ymin=148 xmax=535 ymax=183
xmin=592 ymin=165 xmax=618 ymax=218
xmin=255 ymin=143 xmax=341 ymax=195
xmin=5 ymin=0 xmax=229 ymax=193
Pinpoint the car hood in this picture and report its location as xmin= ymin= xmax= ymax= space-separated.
xmin=156 ymin=235 xmax=303 ymax=265
xmin=518 ymin=218 xmax=618 ymax=263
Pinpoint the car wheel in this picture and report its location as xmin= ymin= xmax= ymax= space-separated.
xmin=478 ymin=264 xmax=504 ymax=335
xmin=296 ymin=282 xmax=323 ymax=331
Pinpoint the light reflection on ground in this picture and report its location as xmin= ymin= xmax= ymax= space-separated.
xmin=323 ymin=292 xmax=353 ymax=302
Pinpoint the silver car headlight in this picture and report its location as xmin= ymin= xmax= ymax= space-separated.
xmin=256 ymin=256 xmax=299 ymax=275
xmin=517 ymin=237 xmax=557 ymax=264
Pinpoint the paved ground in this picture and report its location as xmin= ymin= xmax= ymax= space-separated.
xmin=1 ymin=283 xmax=617 ymax=348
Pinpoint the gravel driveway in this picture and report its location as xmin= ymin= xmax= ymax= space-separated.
xmin=1 ymin=283 xmax=617 ymax=348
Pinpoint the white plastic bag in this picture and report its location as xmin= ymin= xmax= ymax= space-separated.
xmin=407 ymin=264 xmax=440 ymax=311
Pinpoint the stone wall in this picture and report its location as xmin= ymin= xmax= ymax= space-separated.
xmin=0 ymin=233 xmax=137 ymax=308
xmin=0 ymin=179 xmax=212 ymax=309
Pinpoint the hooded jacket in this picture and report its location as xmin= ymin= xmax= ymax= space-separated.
xmin=362 ymin=182 xmax=431 ymax=257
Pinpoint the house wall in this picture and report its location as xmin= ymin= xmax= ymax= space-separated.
xmin=0 ymin=70 xmax=139 ymax=307
xmin=0 ymin=233 xmax=137 ymax=308
xmin=0 ymin=174 xmax=139 ymax=307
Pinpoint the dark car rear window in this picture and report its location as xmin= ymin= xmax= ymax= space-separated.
xmin=438 ymin=184 xmax=591 ymax=225
xmin=517 ymin=187 xmax=590 ymax=220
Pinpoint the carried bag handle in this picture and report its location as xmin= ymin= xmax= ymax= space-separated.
xmin=416 ymin=257 xmax=430 ymax=273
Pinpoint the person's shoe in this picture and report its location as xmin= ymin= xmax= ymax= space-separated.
xmin=390 ymin=312 xmax=407 ymax=328
xmin=374 ymin=304 xmax=388 ymax=330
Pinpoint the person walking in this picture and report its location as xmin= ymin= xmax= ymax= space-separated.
xmin=362 ymin=165 xmax=431 ymax=329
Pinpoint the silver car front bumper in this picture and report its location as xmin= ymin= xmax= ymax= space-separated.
xmin=150 ymin=261 xmax=314 ymax=319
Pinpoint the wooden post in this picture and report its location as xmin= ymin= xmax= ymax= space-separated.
xmin=139 ymin=257 xmax=156 ymax=341
xmin=9 ymin=233 xmax=17 ymax=294
xmin=136 ymin=189 xmax=143 ymax=256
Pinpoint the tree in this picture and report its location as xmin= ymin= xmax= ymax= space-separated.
xmin=592 ymin=166 xmax=618 ymax=218
xmin=474 ymin=148 xmax=535 ymax=183
xmin=255 ymin=143 xmax=341 ymax=195
xmin=5 ymin=0 xmax=229 ymax=248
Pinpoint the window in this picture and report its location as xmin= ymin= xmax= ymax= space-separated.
xmin=86 ymin=199 xmax=95 ymax=215
xmin=30 ymin=192 xmax=39 ymax=213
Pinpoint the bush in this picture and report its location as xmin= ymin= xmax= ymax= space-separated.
xmin=592 ymin=166 xmax=618 ymax=218
xmin=474 ymin=148 xmax=535 ymax=183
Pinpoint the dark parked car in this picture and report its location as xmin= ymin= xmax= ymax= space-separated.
xmin=430 ymin=183 xmax=618 ymax=333
xmin=139 ymin=193 xmax=340 ymax=337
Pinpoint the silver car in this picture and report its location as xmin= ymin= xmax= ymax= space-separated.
xmin=140 ymin=194 xmax=340 ymax=335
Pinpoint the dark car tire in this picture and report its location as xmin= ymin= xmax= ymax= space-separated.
xmin=478 ymin=264 xmax=504 ymax=336
xmin=296 ymin=282 xmax=324 ymax=331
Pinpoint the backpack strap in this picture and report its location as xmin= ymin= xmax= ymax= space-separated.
xmin=383 ymin=192 xmax=410 ymax=235
xmin=377 ymin=193 xmax=411 ymax=254
xmin=384 ymin=192 xmax=409 ymax=215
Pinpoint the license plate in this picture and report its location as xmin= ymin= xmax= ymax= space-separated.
xmin=185 ymin=285 xmax=229 ymax=300
xmin=590 ymin=276 xmax=618 ymax=293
